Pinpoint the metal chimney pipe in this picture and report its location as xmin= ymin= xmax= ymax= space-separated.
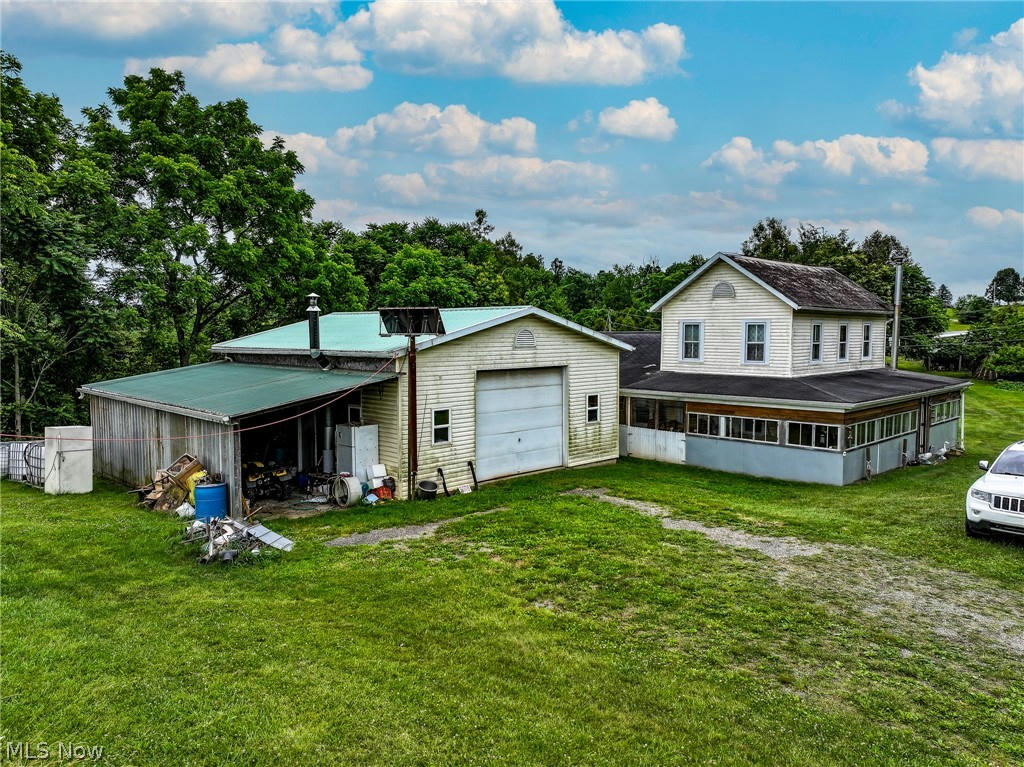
xmin=307 ymin=293 xmax=321 ymax=359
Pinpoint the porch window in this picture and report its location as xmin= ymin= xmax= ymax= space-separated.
xmin=657 ymin=401 xmax=686 ymax=432
xmin=721 ymin=415 xmax=779 ymax=443
xmin=838 ymin=323 xmax=848 ymax=361
xmin=687 ymin=412 xmax=721 ymax=436
xmin=432 ymin=408 xmax=451 ymax=444
xmin=744 ymin=321 xmax=768 ymax=363
xmin=787 ymin=422 xmax=839 ymax=450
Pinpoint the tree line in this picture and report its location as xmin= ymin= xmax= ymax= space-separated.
xmin=2 ymin=54 xmax=1015 ymax=435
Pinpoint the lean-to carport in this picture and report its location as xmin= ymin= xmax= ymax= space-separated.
xmin=81 ymin=361 xmax=396 ymax=517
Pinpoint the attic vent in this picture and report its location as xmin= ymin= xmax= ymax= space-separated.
xmin=712 ymin=281 xmax=736 ymax=299
xmin=514 ymin=328 xmax=536 ymax=349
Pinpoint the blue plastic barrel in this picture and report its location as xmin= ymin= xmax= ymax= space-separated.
xmin=194 ymin=482 xmax=228 ymax=521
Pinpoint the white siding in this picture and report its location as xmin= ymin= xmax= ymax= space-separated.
xmin=790 ymin=315 xmax=887 ymax=376
xmin=369 ymin=316 xmax=620 ymax=498
xmin=660 ymin=261 xmax=794 ymax=377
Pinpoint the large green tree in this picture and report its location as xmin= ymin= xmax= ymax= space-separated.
xmin=0 ymin=53 xmax=115 ymax=434
xmin=81 ymin=68 xmax=318 ymax=366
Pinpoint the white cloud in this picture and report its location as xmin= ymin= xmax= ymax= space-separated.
xmin=334 ymin=103 xmax=536 ymax=156
xmin=260 ymin=132 xmax=364 ymax=175
xmin=881 ymin=18 xmax=1024 ymax=135
xmin=2 ymin=0 xmax=329 ymax=40
xmin=891 ymin=201 xmax=915 ymax=215
xmin=966 ymin=206 xmax=1024 ymax=229
xmin=954 ymin=27 xmax=979 ymax=48
xmin=310 ymin=0 xmax=684 ymax=86
xmin=127 ymin=42 xmax=373 ymax=92
xmin=597 ymin=97 xmax=677 ymax=141
xmin=702 ymin=137 xmax=798 ymax=185
xmin=687 ymin=190 xmax=740 ymax=210
xmin=424 ymin=155 xmax=612 ymax=197
xmin=773 ymin=134 xmax=929 ymax=177
xmin=931 ymin=138 xmax=1024 ymax=182
xmin=376 ymin=173 xmax=436 ymax=205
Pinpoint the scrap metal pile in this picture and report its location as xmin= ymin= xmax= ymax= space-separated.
xmin=182 ymin=517 xmax=294 ymax=564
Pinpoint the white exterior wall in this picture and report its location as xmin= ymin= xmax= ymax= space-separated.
xmin=659 ymin=261 xmax=794 ymax=377
xmin=790 ymin=314 xmax=887 ymax=376
xmin=363 ymin=316 xmax=620 ymax=498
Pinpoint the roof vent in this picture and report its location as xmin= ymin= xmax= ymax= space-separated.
xmin=514 ymin=328 xmax=536 ymax=349
xmin=712 ymin=281 xmax=736 ymax=299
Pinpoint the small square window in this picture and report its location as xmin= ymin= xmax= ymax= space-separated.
xmin=587 ymin=394 xmax=600 ymax=423
xmin=432 ymin=408 xmax=451 ymax=444
xmin=347 ymin=404 xmax=362 ymax=423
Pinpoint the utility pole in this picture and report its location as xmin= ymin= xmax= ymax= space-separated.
xmin=890 ymin=255 xmax=905 ymax=371
xmin=378 ymin=307 xmax=445 ymax=500
xmin=406 ymin=335 xmax=417 ymax=499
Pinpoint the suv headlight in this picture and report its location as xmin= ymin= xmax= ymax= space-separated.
xmin=970 ymin=488 xmax=991 ymax=503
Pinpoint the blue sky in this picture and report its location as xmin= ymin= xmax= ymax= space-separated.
xmin=4 ymin=1 xmax=1022 ymax=296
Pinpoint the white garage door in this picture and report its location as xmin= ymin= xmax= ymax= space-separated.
xmin=475 ymin=367 xmax=565 ymax=481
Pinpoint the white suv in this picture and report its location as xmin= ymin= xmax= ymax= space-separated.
xmin=966 ymin=440 xmax=1024 ymax=538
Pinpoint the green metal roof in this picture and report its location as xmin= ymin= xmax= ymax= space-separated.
xmin=210 ymin=305 xmax=633 ymax=356
xmin=81 ymin=362 xmax=396 ymax=421
xmin=211 ymin=307 xmax=528 ymax=355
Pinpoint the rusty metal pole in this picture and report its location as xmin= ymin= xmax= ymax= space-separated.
xmin=407 ymin=334 xmax=417 ymax=499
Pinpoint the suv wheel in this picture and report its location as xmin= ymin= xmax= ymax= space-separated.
xmin=965 ymin=518 xmax=987 ymax=538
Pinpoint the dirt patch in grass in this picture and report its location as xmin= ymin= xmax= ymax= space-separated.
xmin=324 ymin=508 xmax=505 ymax=547
xmin=566 ymin=488 xmax=1024 ymax=657
xmin=565 ymin=488 xmax=823 ymax=559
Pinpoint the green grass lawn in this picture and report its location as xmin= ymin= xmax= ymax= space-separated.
xmin=3 ymin=381 xmax=1023 ymax=766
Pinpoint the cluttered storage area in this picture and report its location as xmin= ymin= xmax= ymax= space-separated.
xmin=83 ymin=361 xmax=399 ymax=518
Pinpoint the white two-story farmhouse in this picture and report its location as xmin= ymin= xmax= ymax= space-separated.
xmin=611 ymin=253 xmax=969 ymax=484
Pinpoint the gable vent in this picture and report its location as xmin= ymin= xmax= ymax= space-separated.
xmin=514 ymin=328 xmax=536 ymax=349
xmin=712 ymin=281 xmax=736 ymax=299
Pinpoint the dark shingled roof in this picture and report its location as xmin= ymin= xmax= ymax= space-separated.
xmin=608 ymin=332 xmax=661 ymax=388
xmin=609 ymin=332 xmax=968 ymax=405
xmin=621 ymin=367 xmax=967 ymax=406
xmin=729 ymin=253 xmax=892 ymax=314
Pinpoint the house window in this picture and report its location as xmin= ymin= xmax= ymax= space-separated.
xmin=347 ymin=404 xmax=362 ymax=423
xmin=810 ymin=322 xmax=823 ymax=362
xmin=432 ymin=408 xmax=451 ymax=444
xmin=862 ymin=323 xmax=872 ymax=358
xmin=680 ymin=321 xmax=703 ymax=361
xmin=744 ymin=321 xmax=768 ymax=363
xmin=722 ymin=415 xmax=779 ymax=443
xmin=787 ymin=422 xmax=839 ymax=450
xmin=930 ymin=399 xmax=960 ymax=425
xmin=586 ymin=394 xmax=600 ymax=423
xmin=687 ymin=412 xmax=721 ymax=436
xmin=838 ymin=323 xmax=849 ymax=361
